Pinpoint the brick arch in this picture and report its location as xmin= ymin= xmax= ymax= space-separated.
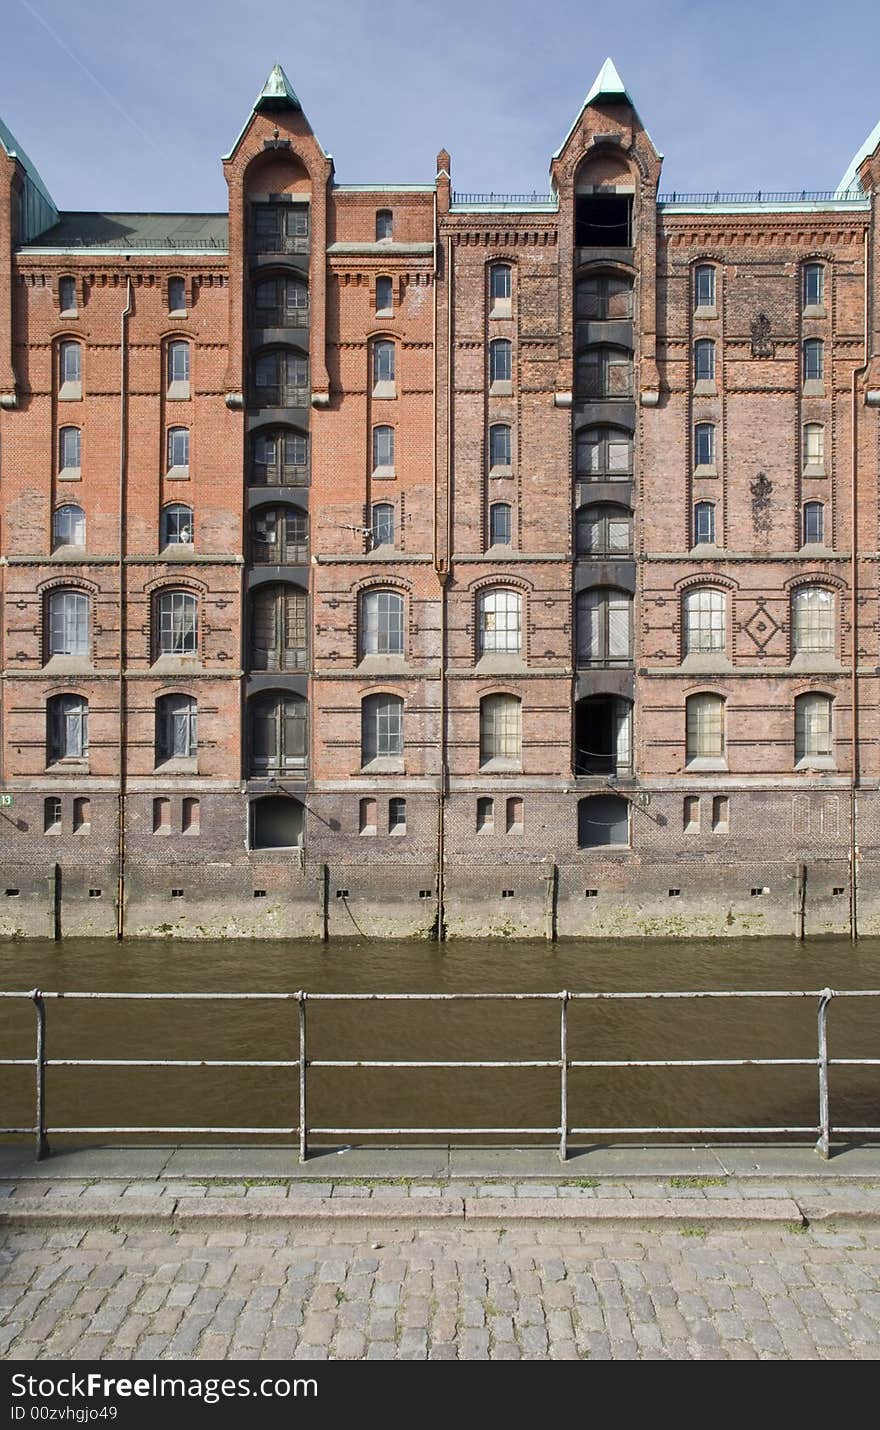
xmin=674 ymin=572 xmax=738 ymax=593
xmin=466 ymin=573 xmax=533 ymax=594
xmin=783 ymin=572 xmax=846 ymax=592
xmin=37 ymin=574 xmax=99 ymax=596
xmin=353 ymin=573 xmax=412 ymax=595
xmin=143 ymin=574 xmax=207 ymax=596
xmin=241 ymin=146 xmax=313 ymax=194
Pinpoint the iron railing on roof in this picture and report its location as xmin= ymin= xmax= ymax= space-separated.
xmin=28 ymin=237 xmax=228 ymax=250
xmin=658 ymin=189 xmax=865 ymax=204
xmin=1 ymin=987 xmax=878 ymax=1163
xmin=451 ymin=192 xmax=556 ymax=205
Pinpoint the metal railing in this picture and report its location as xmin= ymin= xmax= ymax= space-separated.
xmin=451 ymin=192 xmax=556 ymax=205
xmin=1 ymin=988 xmax=877 ymax=1163
xmin=658 ymin=189 xmax=865 ymax=204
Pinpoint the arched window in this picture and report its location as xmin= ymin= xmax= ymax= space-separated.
xmin=575 ymin=273 xmax=633 ymax=320
xmin=166 ymin=426 xmax=189 ymax=471
xmin=376 ymin=209 xmax=393 ymax=240
xmin=253 ymin=277 xmax=308 ymax=328
xmin=58 ymin=340 xmax=81 ymax=397
xmin=489 ymin=263 xmax=512 ymax=312
xmin=249 ymin=692 xmax=308 ymax=774
xmin=59 ymin=276 xmax=77 ymax=316
xmin=803 ymin=423 xmax=825 ymax=471
xmin=161 ymin=504 xmax=194 ymax=547
xmin=478 ymin=589 xmax=522 ymax=656
xmin=250 ymin=428 xmax=309 ymax=485
xmin=489 ymin=423 xmax=512 ymax=470
xmin=372 ymin=424 xmax=395 ymax=472
xmin=791 ymin=587 xmax=834 ymax=654
xmin=251 ymin=505 xmax=307 ymax=563
xmin=479 ymin=693 xmax=521 ymax=765
xmin=576 ymin=344 xmax=633 ymax=398
xmin=694 ymin=338 xmax=715 ymax=383
xmin=803 ymin=338 xmax=824 ymax=383
xmin=250 ymin=584 xmax=308 ymax=670
xmin=47 ymin=694 xmax=88 ymax=762
xmin=686 ymin=693 xmax=725 ymax=762
xmin=803 ymin=263 xmax=824 ymax=310
xmin=155 ymin=693 xmax=197 ymax=763
xmin=683 ymin=589 xmax=726 ymax=655
xmin=47 ymin=590 xmax=89 ymax=658
xmin=156 ymin=590 xmax=198 ymax=657
xmin=694 ymin=501 xmax=716 ymax=546
xmin=361 ymin=694 xmax=404 ymax=763
xmin=795 ymin=693 xmax=832 ymax=763
xmin=360 ymin=589 xmax=404 ymax=656
xmin=53 ymin=504 xmax=85 ymax=549
xmin=803 ymin=501 xmax=824 ymax=546
xmin=576 ymin=587 xmax=632 ymax=666
xmin=166 ymin=340 xmax=190 ymax=394
xmin=372 ymin=339 xmax=395 ymax=393
xmin=254 ymin=349 xmax=308 ymax=406
xmin=371 ymin=503 xmax=394 ymax=548
xmin=578 ymin=794 xmax=629 ymax=849
xmin=694 ymin=264 xmax=716 ymax=310
xmin=489 ymin=502 xmax=512 ymax=547
xmin=694 ymin=422 xmax=715 ymax=468
xmin=168 ymin=276 xmax=186 ymax=314
xmin=576 ymin=425 xmax=632 ymax=479
xmin=58 ymin=426 xmax=81 ymax=475
xmin=575 ymin=503 xmax=631 ymax=556
xmin=489 ymin=338 xmax=512 ymax=385
xmin=376 ymin=276 xmax=393 ymax=314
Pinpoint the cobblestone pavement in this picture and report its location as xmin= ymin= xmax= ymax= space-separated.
xmin=2 ymin=1218 xmax=880 ymax=1361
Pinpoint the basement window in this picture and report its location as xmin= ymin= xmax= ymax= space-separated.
xmin=253 ymin=889 xmax=267 ymax=898
xmin=88 ymin=889 xmax=102 ymax=898
xmin=501 ymin=889 xmax=515 ymax=899
xmin=750 ymin=887 xmax=769 ymax=897
xmin=419 ymin=889 xmax=432 ymax=899
xmin=171 ymin=889 xmax=184 ymax=899
xmin=575 ymin=192 xmax=632 ymax=247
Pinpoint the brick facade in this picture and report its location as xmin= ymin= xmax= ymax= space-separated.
xmin=2 ymin=61 xmax=880 ymax=939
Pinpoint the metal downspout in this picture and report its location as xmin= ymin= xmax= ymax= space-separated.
xmin=849 ymin=225 xmax=871 ymax=941
xmin=116 ymin=279 xmax=133 ymax=939
xmin=432 ymin=187 xmax=449 ymax=941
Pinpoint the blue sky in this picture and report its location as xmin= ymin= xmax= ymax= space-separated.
xmin=3 ymin=0 xmax=879 ymax=211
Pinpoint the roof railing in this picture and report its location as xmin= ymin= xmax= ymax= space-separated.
xmin=451 ymin=191 xmax=556 ymax=205
xmin=658 ymin=189 xmax=865 ymax=204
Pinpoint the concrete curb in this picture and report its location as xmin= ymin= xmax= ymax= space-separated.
xmin=0 ymin=1194 xmax=812 ymax=1230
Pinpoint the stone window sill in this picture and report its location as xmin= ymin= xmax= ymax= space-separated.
xmin=43 ymin=656 xmax=93 ymax=674
xmin=154 ymin=758 xmax=198 ymax=775
xmin=60 ymin=309 xmax=78 ymax=321
xmin=152 ymin=656 xmax=201 ymax=674
xmin=693 ymin=464 xmax=717 ymax=478
xmin=489 ymin=465 xmax=513 ymax=479
xmin=693 ymin=380 xmax=716 ymax=396
xmin=685 ymin=757 xmax=728 ymax=772
xmin=166 ymin=382 xmax=191 ymax=401
xmin=803 ymin=305 xmax=826 ymax=319
xmin=361 ymin=757 xmax=405 ymax=775
xmin=694 ymin=305 xmax=717 ymax=320
xmin=795 ymin=756 xmax=836 ymax=771
xmin=372 ymin=465 xmax=396 ymax=480
xmin=803 ymin=464 xmax=827 ymax=478
xmin=490 ymin=381 xmax=513 ymax=397
xmin=479 ymin=759 xmax=523 ymax=774
xmin=803 ymin=381 xmax=824 ymax=398
xmin=490 ymin=300 xmax=512 ymax=319
xmin=680 ymin=653 xmax=730 ymax=672
xmin=475 ymin=654 xmax=525 ymax=675
xmin=57 ymin=468 xmax=81 ymax=482
xmin=166 ymin=466 xmax=190 ymax=481
xmin=46 ymin=760 xmax=89 ymax=774
xmin=358 ymin=654 xmax=408 ymax=675
xmin=168 ymin=309 xmax=188 ymax=319
xmin=375 ymin=307 xmax=393 ymax=318
xmin=372 ymin=382 xmax=396 ymax=399
xmin=59 ymin=383 xmax=82 ymax=401
xmin=788 ymin=653 xmax=842 ymax=673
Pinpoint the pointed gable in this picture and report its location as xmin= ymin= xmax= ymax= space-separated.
xmin=553 ymin=57 xmax=662 ymax=164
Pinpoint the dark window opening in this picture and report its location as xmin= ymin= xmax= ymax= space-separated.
xmin=577 ymin=794 xmax=630 ymax=849
xmin=250 ymin=795 xmax=304 ymax=850
xmin=575 ymin=193 xmax=632 ymax=247
xmin=574 ymin=696 xmax=632 ymax=776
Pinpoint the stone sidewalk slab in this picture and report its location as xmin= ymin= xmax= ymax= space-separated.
xmin=464 ymin=1197 xmax=805 ymax=1227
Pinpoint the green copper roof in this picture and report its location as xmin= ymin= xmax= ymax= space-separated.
xmin=553 ymin=57 xmax=662 ymax=163
xmin=0 ymin=115 xmax=58 ymax=241
xmin=254 ymin=63 xmax=301 ymax=113
xmin=837 ymin=116 xmax=880 ymax=196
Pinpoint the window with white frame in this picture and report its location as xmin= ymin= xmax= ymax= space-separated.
xmin=360 ymin=589 xmax=404 ymax=656
xmin=59 ymin=277 xmax=77 ymax=316
xmin=58 ymin=340 xmax=81 ymax=396
xmin=489 ymin=338 xmax=512 ymax=386
xmin=694 ymin=422 xmax=715 ymax=468
xmin=683 ymin=588 xmax=726 ymax=655
xmin=488 ymin=502 xmax=512 ymax=547
xmin=479 ymin=693 xmax=521 ymax=764
xmin=53 ymin=504 xmax=85 ymax=549
xmin=161 ymin=504 xmax=194 ymax=547
xmin=478 ymin=589 xmax=522 ymax=656
xmin=803 ymin=263 xmax=824 ymax=310
xmin=489 ymin=263 xmax=511 ymax=303
xmin=803 ymin=501 xmax=824 ymax=546
xmin=795 ymin=693 xmax=832 ymax=762
xmin=694 ymin=501 xmax=716 ymax=546
xmin=576 ymin=425 xmax=632 ymax=479
xmin=372 ymin=424 xmax=395 ymax=472
xmin=576 ymin=587 xmax=632 ymax=666
xmin=694 ymin=338 xmax=715 ymax=383
xmin=686 ymin=693 xmax=725 ymax=762
xmin=156 ymin=590 xmax=198 ymax=657
xmin=47 ymin=590 xmax=89 ymax=658
xmin=58 ymin=426 xmax=81 ymax=475
xmin=803 ymin=338 xmax=824 ymax=383
xmin=47 ymin=694 xmax=88 ymax=762
xmin=371 ymin=502 xmax=394 ymax=548
xmin=694 ymin=264 xmax=716 ymax=309
xmin=167 ymin=426 xmax=189 ymax=472
xmin=791 ymin=586 xmax=834 ymax=655
xmin=376 ymin=276 xmax=393 ymax=314
xmin=168 ymin=277 xmax=186 ymax=314
xmin=489 ymin=423 xmax=511 ymax=470
xmin=803 ymin=422 xmax=825 ymax=470
xmin=372 ymin=339 xmax=395 ymax=393
xmin=376 ymin=209 xmax=393 ymax=241
xmin=361 ymin=694 xmax=404 ymax=762
xmin=167 ymin=340 xmax=190 ymax=390
xmin=156 ymin=693 xmax=197 ymax=763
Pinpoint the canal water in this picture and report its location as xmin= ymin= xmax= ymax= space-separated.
xmin=1 ymin=936 xmax=878 ymax=1147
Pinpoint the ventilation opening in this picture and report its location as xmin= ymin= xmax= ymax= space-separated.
xmin=336 ymin=889 xmax=349 ymax=899
xmin=585 ymin=889 xmax=598 ymax=898
xmin=575 ymin=193 xmax=632 ymax=247
xmin=5 ymin=889 xmax=20 ymax=898
xmin=88 ymin=889 xmax=102 ymax=899
xmin=832 ymin=887 xmax=845 ymax=896
xmin=750 ymin=887 xmax=769 ymax=897
xmin=668 ymin=888 xmax=681 ymax=898
xmin=419 ymin=889 xmax=432 ymax=899
xmin=171 ymin=889 xmax=184 ymax=899
xmin=254 ymin=889 xmax=267 ymax=898
xmin=501 ymin=889 xmax=515 ymax=899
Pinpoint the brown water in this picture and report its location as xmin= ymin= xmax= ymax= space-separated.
xmin=1 ymin=936 xmax=878 ymax=1147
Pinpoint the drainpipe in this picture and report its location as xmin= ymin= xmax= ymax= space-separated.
xmin=116 ymin=279 xmax=133 ymax=939
xmin=432 ymin=187 xmax=449 ymax=940
xmin=849 ymin=225 xmax=870 ymax=941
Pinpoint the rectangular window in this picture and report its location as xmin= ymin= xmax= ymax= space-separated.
xmin=694 ymin=265 xmax=715 ymax=309
xmin=803 ymin=503 xmax=824 ymax=545
xmin=59 ymin=277 xmax=77 ymax=315
xmin=489 ymin=504 xmax=511 ymax=546
xmin=803 ymin=264 xmax=824 ymax=309
xmin=168 ymin=277 xmax=187 ymax=313
xmin=49 ymin=592 xmax=89 ymax=657
xmin=804 ymin=340 xmax=823 ymax=382
xmin=388 ymin=797 xmax=406 ymax=834
xmin=694 ymin=341 xmax=715 ymax=383
xmin=44 ymin=796 xmax=62 ymax=834
xmin=803 ymin=424 xmax=825 ymax=469
xmin=59 ymin=427 xmax=81 ymax=473
xmin=376 ymin=277 xmax=393 ymax=313
xmin=373 ymin=426 xmax=395 ymax=470
xmin=694 ymin=503 xmax=716 ymax=545
xmin=686 ymin=696 xmax=725 ymax=761
xmin=167 ymin=428 xmax=189 ymax=469
xmin=694 ymin=423 xmax=715 ymax=468
xmin=60 ymin=342 xmax=81 ymax=384
xmin=372 ymin=503 xmax=395 ymax=547
xmin=168 ymin=342 xmax=190 ymax=385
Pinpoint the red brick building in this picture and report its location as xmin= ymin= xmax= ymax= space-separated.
xmin=2 ymin=60 xmax=880 ymax=938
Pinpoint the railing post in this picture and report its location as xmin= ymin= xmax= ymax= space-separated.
xmin=298 ymin=991 xmax=308 ymax=1164
xmin=816 ymin=988 xmax=833 ymax=1159
xmin=33 ymin=990 xmax=49 ymax=1162
xmin=559 ymin=991 xmax=569 ymax=1164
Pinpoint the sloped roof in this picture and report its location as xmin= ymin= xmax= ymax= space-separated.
xmin=553 ymin=57 xmax=662 ymax=163
xmin=837 ymin=116 xmax=880 ymax=196
xmin=254 ymin=63 xmax=301 ymax=113
xmin=0 ymin=114 xmax=58 ymax=240
xmin=20 ymin=211 xmax=228 ymax=252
